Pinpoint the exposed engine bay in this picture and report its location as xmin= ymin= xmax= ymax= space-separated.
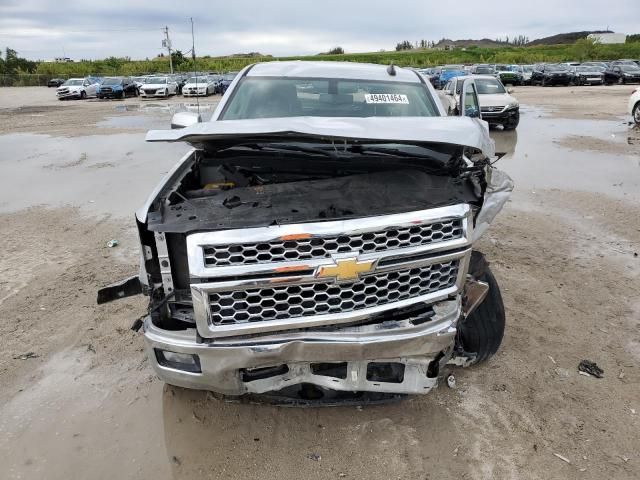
xmin=146 ymin=142 xmax=487 ymax=233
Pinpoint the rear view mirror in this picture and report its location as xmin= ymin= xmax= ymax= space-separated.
xmin=171 ymin=111 xmax=202 ymax=129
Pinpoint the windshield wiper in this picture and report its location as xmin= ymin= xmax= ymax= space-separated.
xmin=349 ymin=145 xmax=450 ymax=162
xmin=219 ymin=143 xmax=340 ymax=159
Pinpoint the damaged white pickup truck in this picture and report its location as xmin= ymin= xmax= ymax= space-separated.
xmin=99 ymin=61 xmax=513 ymax=404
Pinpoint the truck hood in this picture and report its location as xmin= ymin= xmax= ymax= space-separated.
xmin=146 ymin=116 xmax=495 ymax=157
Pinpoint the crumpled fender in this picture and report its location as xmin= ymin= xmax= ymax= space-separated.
xmin=473 ymin=167 xmax=514 ymax=241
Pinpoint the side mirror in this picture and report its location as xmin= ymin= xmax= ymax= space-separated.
xmin=171 ymin=111 xmax=202 ymax=129
xmin=507 ymin=88 xmax=514 ymax=94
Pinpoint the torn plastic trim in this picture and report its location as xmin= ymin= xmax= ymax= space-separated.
xmin=97 ymin=275 xmax=143 ymax=304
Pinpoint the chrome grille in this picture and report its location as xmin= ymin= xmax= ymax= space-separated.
xmin=481 ymin=106 xmax=504 ymax=113
xmin=208 ymin=260 xmax=459 ymax=325
xmin=203 ymin=219 xmax=463 ymax=267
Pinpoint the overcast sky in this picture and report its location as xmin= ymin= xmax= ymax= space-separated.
xmin=1 ymin=0 xmax=639 ymax=60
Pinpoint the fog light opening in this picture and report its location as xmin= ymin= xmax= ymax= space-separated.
xmin=154 ymin=349 xmax=201 ymax=373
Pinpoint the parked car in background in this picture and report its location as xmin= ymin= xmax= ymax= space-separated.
xmin=582 ymin=61 xmax=609 ymax=70
xmin=100 ymin=61 xmax=512 ymax=402
xmin=471 ymin=64 xmax=496 ymax=75
xmin=182 ymin=76 xmax=217 ymax=97
xmin=569 ymin=66 xmax=604 ymax=86
xmin=605 ymin=64 xmax=640 ymax=85
xmin=132 ymin=76 xmax=149 ymax=89
xmin=171 ymin=74 xmax=188 ymax=95
xmin=610 ymin=60 xmax=639 ymax=67
xmin=442 ymin=75 xmax=519 ymax=130
xmin=47 ymin=78 xmax=65 ymax=88
xmin=140 ymin=76 xmax=179 ymax=98
xmin=438 ymin=65 xmax=467 ymax=89
xmin=521 ymin=65 xmax=534 ymax=85
xmin=217 ymin=72 xmax=239 ymax=95
xmin=97 ymin=77 xmax=139 ymax=99
xmin=629 ymin=87 xmax=640 ymax=125
xmin=56 ymin=77 xmax=100 ymax=100
xmin=531 ymin=64 xmax=571 ymax=86
xmin=494 ymin=65 xmax=523 ymax=86
xmin=421 ymin=67 xmax=442 ymax=89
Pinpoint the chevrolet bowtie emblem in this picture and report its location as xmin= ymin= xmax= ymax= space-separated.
xmin=316 ymin=257 xmax=376 ymax=282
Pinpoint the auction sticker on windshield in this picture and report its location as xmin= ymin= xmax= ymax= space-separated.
xmin=364 ymin=94 xmax=409 ymax=104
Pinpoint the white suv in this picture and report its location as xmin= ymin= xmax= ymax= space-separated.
xmin=441 ymin=75 xmax=520 ymax=130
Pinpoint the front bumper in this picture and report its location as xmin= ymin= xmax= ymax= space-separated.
xmin=183 ymin=89 xmax=208 ymax=97
xmin=141 ymin=90 xmax=167 ymax=97
xmin=144 ymin=297 xmax=461 ymax=395
xmin=56 ymin=90 xmax=82 ymax=99
xmin=481 ymin=106 xmax=519 ymax=123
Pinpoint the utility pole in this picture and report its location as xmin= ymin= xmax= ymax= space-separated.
xmin=162 ymin=26 xmax=174 ymax=74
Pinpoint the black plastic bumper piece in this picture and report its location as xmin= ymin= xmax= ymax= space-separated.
xmin=97 ymin=275 xmax=143 ymax=304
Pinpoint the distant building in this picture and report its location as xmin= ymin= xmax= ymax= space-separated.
xmin=587 ymin=33 xmax=627 ymax=44
xmin=54 ymin=57 xmax=73 ymax=63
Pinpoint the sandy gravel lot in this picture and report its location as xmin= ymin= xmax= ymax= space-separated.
xmin=0 ymin=85 xmax=639 ymax=480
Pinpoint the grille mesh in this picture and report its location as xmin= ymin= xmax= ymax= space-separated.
xmin=203 ymin=219 xmax=463 ymax=267
xmin=208 ymin=260 xmax=459 ymax=325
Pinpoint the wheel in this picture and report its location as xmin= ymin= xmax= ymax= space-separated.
xmin=503 ymin=110 xmax=520 ymax=130
xmin=633 ymin=103 xmax=640 ymax=125
xmin=618 ymin=77 xmax=625 ymax=85
xmin=541 ymin=78 xmax=547 ymax=87
xmin=80 ymin=91 xmax=86 ymax=99
xmin=457 ymin=251 xmax=506 ymax=364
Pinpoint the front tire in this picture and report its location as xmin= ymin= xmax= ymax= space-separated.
xmin=633 ymin=103 xmax=640 ymax=125
xmin=458 ymin=252 xmax=506 ymax=364
xmin=80 ymin=91 xmax=86 ymax=100
xmin=618 ymin=77 xmax=626 ymax=85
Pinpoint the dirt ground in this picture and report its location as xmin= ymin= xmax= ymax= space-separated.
xmin=0 ymin=85 xmax=639 ymax=480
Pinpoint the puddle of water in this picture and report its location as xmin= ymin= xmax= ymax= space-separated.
xmin=101 ymin=102 xmax=218 ymax=130
xmin=490 ymin=106 xmax=640 ymax=202
xmin=0 ymin=133 xmax=188 ymax=217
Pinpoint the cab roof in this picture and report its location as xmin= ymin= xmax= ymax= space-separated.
xmin=246 ymin=61 xmax=422 ymax=83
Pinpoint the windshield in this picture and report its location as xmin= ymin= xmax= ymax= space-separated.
xmin=475 ymin=67 xmax=494 ymax=74
xmin=102 ymin=77 xmax=122 ymax=85
xmin=546 ymin=65 xmax=568 ymax=72
xmin=522 ymin=65 xmax=534 ymax=72
xmin=222 ymin=73 xmax=237 ymax=81
xmin=621 ymin=65 xmax=640 ymax=72
xmin=187 ymin=77 xmax=207 ymax=83
xmin=474 ymin=78 xmax=506 ymax=95
xmin=63 ymin=79 xmax=84 ymax=86
xmin=146 ymin=77 xmax=167 ymax=84
xmin=221 ymin=77 xmax=439 ymax=120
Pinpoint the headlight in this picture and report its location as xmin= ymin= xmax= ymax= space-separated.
xmin=507 ymin=102 xmax=519 ymax=109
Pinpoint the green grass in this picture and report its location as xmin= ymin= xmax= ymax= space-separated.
xmin=29 ymin=42 xmax=640 ymax=77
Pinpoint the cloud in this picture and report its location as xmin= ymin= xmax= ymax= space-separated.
xmin=0 ymin=0 xmax=639 ymax=60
